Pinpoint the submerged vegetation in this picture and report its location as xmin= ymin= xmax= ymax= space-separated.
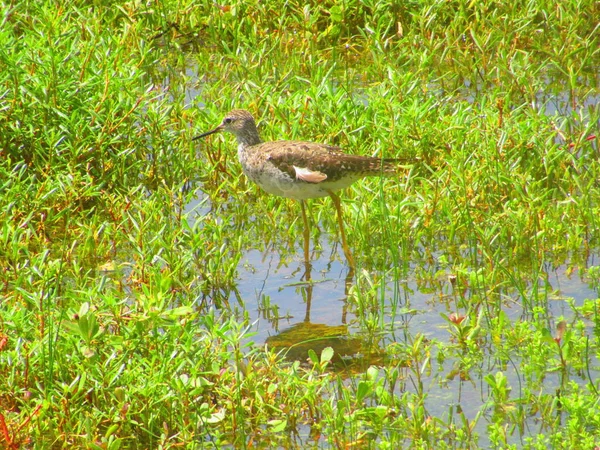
xmin=1 ymin=0 xmax=599 ymax=448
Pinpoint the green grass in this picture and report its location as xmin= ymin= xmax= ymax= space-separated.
xmin=1 ymin=0 xmax=599 ymax=448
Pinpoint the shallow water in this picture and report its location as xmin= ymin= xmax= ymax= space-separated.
xmin=187 ymin=186 xmax=598 ymax=334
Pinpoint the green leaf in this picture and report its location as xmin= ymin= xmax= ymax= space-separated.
xmin=366 ymin=366 xmax=379 ymax=381
xmin=329 ymin=5 xmax=343 ymax=23
xmin=79 ymin=302 xmax=90 ymax=317
xmin=321 ymin=346 xmax=334 ymax=364
xmin=356 ymin=380 xmax=371 ymax=403
xmin=205 ymin=410 xmax=225 ymax=424
xmin=268 ymin=419 xmax=287 ymax=432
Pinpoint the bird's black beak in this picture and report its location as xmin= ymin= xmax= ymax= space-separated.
xmin=192 ymin=125 xmax=222 ymax=141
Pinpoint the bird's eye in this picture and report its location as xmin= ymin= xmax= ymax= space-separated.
xmin=224 ymin=118 xmax=233 ymax=124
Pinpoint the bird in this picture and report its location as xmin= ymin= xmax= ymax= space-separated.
xmin=193 ymin=109 xmax=406 ymax=268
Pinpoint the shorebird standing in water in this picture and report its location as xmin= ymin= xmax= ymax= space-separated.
xmin=194 ymin=109 xmax=406 ymax=268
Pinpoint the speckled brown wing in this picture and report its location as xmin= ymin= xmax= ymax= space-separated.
xmin=262 ymin=140 xmax=400 ymax=183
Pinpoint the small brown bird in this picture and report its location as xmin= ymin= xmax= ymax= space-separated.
xmin=194 ymin=109 xmax=404 ymax=267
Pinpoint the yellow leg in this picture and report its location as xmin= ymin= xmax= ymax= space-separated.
xmin=300 ymin=200 xmax=311 ymax=265
xmin=328 ymin=191 xmax=356 ymax=268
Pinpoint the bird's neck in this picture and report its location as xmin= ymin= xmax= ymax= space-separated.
xmin=235 ymin=127 xmax=262 ymax=148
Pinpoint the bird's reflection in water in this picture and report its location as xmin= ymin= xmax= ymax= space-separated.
xmin=266 ymin=261 xmax=384 ymax=374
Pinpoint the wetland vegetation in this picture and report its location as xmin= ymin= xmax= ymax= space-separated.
xmin=1 ymin=0 xmax=599 ymax=448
